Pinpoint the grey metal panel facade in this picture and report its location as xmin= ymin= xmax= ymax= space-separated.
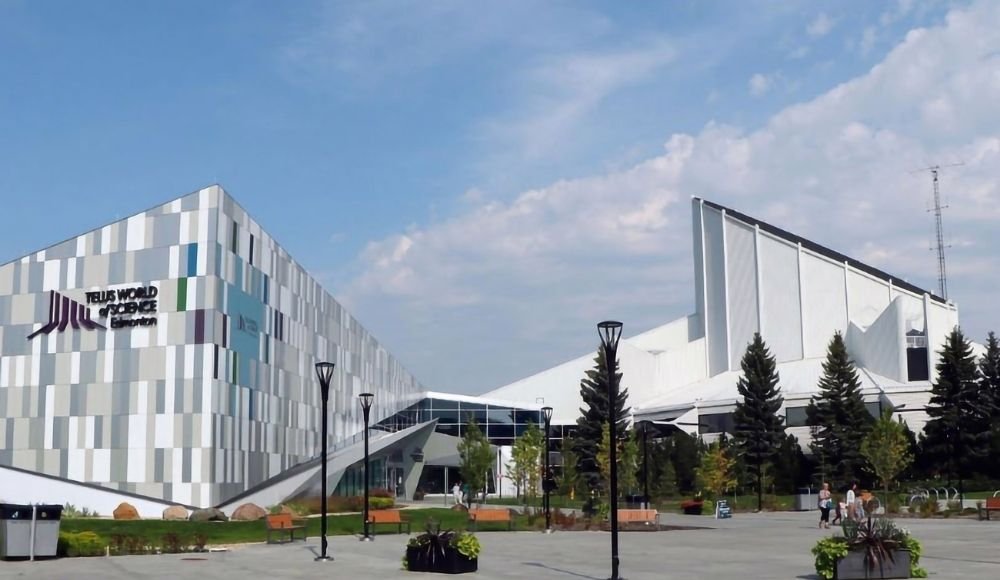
xmin=0 ymin=185 xmax=424 ymax=507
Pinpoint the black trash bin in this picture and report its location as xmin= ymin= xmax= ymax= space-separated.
xmin=32 ymin=505 xmax=63 ymax=557
xmin=0 ymin=504 xmax=34 ymax=559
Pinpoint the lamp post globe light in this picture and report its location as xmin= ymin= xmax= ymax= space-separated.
xmin=359 ymin=392 xmax=375 ymax=542
xmin=315 ymin=362 xmax=336 ymax=562
xmin=541 ymin=406 xmax=554 ymax=534
xmin=598 ymin=320 xmax=624 ymax=580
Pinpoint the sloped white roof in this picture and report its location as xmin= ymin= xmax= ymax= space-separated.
xmin=635 ymin=357 xmax=913 ymax=415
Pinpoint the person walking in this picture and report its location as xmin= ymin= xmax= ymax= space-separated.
xmin=818 ymin=482 xmax=832 ymax=529
xmin=846 ymin=482 xmax=858 ymax=521
xmin=452 ymin=481 xmax=462 ymax=505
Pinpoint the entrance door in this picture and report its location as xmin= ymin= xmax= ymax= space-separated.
xmin=389 ymin=467 xmax=406 ymax=498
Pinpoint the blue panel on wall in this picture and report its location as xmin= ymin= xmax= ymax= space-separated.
xmin=187 ymin=243 xmax=198 ymax=277
xmin=225 ymin=282 xmax=263 ymax=388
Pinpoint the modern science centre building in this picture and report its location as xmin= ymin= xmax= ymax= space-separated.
xmin=0 ymin=186 xmax=962 ymax=515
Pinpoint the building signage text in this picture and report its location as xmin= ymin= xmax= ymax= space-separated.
xmin=85 ymin=285 xmax=159 ymax=329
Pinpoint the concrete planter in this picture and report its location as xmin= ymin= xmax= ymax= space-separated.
xmin=835 ymin=549 xmax=910 ymax=579
xmin=406 ymin=546 xmax=477 ymax=574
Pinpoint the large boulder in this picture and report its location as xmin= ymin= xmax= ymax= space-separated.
xmin=113 ymin=502 xmax=140 ymax=520
xmin=162 ymin=505 xmax=188 ymax=521
xmin=189 ymin=508 xmax=229 ymax=522
xmin=230 ymin=503 xmax=267 ymax=521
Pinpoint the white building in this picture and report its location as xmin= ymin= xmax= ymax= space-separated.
xmin=483 ymin=198 xmax=962 ymax=441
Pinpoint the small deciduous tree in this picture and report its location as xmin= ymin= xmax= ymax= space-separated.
xmin=861 ymin=410 xmax=913 ymax=500
xmin=595 ymin=422 xmax=639 ymax=498
xmin=510 ymin=422 xmax=543 ymax=508
xmin=558 ymin=437 xmax=581 ymax=498
xmin=696 ymin=441 xmax=737 ymax=501
xmin=458 ymin=419 xmax=493 ymax=505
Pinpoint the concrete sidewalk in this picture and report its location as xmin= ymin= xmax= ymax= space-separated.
xmin=3 ymin=511 xmax=1000 ymax=579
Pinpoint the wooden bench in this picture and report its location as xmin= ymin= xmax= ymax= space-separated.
xmin=617 ymin=509 xmax=659 ymax=526
xmin=468 ymin=508 xmax=513 ymax=531
xmin=266 ymin=513 xmax=307 ymax=544
xmin=367 ymin=509 xmax=411 ymax=534
xmin=978 ymin=497 xmax=1000 ymax=521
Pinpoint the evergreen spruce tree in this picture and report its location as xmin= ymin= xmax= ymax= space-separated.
xmin=981 ymin=332 xmax=1000 ymax=409
xmin=672 ymin=431 xmax=701 ymax=493
xmin=806 ymin=332 xmax=873 ymax=487
xmin=980 ymin=332 xmax=1000 ymax=479
xmin=732 ymin=333 xmax=785 ymax=511
xmin=922 ymin=328 xmax=985 ymax=498
xmin=575 ymin=347 xmax=630 ymax=493
xmin=771 ymin=433 xmax=806 ymax=495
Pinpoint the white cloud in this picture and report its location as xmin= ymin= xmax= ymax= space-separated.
xmin=342 ymin=0 xmax=1000 ymax=393
xmin=748 ymin=72 xmax=774 ymax=96
xmin=807 ymin=13 xmax=836 ymax=37
xmin=477 ymin=39 xmax=676 ymax=163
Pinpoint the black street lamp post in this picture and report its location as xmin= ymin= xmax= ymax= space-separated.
xmin=640 ymin=421 xmax=650 ymax=510
xmin=598 ymin=320 xmax=624 ymax=580
xmin=542 ymin=406 xmax=553 ymax=534
xmin=358 ymin=393 xmax=375 ymax=542
xmin=315 ymin=362 xmax=335 ymax=562
xmin=359 ymin=392 xmax=375 ymax=542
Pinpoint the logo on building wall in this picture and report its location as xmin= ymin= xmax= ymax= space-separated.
xmin=86 ymin=285 xmax=158 ymax=329
xmin=26 ymin=291 xmax=107 ymax=340
xmin=237 ymin=314 xmax=258 ymax=335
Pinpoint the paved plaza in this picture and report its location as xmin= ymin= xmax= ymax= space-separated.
xmin=3 ymin=512 xmax=1000 ymax=579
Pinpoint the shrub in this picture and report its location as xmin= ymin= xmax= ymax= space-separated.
xmin=62 ymin=503 xmax=100 ymax=519
xmin=58 ymin=531 xmax=105 ymax=557
xmin=812 ymin=537 xmax=849 ymax=580
xmin=918 ymin=499 xmax=939 ymax=518
xmin=451 ymin=533 xmax=481 ymax=559
xmin=160 ymin=533 xmax=185 ymax=554
xmin=370 ymin=488 xmax=393 ymax=499
xmin=370 ymin=497 xmax=395 ymax=510
xmin=886 ymin=494 xmax=901 ymax=515
xmin=109 ymin=534 xmax=152 ymax=556
xmin=900 ymin=535 xmax=928 ymax=578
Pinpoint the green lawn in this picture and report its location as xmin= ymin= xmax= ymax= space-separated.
xmin=61 ymin=508 xmax=529 ymax=546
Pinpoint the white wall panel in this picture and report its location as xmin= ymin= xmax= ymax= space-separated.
xmin=759 ymin=235 xmax=803 ymax=362
xmin=891 ymin=291 xmax=925 ymax=333
xmin=847 ymin=270 xmax=890 ymax=328
xmin=692 ymin=199 xmax=706 ymax=339
xmin=801 ymin=253 xmax=848 ymax=358
xmin=925 ymin=299 xmax=957 ymax=382
xmin=846 ymin=298 xmax=905 ymax=382
xmin=725 ymin=219 xmax=759 ymax=369
xmin=702 ymin=206 xmax=729 ymax=375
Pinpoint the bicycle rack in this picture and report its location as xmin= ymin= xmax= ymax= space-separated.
xmin=992 ymin=490 xmax=1000 ymax=498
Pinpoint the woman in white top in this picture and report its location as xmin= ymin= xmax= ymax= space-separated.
xmin=818 ymin=482 xmax=832 ymax=529
xmin=845 ymin=482 xmax=858 ymax=520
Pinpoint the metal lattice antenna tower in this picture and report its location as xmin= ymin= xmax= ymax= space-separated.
xmin=912 ymin=162 xmax=964 ymax=300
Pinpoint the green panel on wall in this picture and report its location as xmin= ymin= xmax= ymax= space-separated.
xmin=177 ymin=278 xmax=188 ymax=311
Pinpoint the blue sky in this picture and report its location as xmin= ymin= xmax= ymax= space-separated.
xmin=2 ymin=0 xmax=997 ymax=394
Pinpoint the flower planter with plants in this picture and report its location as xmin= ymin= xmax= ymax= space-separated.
xmin=812 ymin=516 xmax=927 ymax=580
xmin=404 ymin=522 xmax=480 ymax=574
